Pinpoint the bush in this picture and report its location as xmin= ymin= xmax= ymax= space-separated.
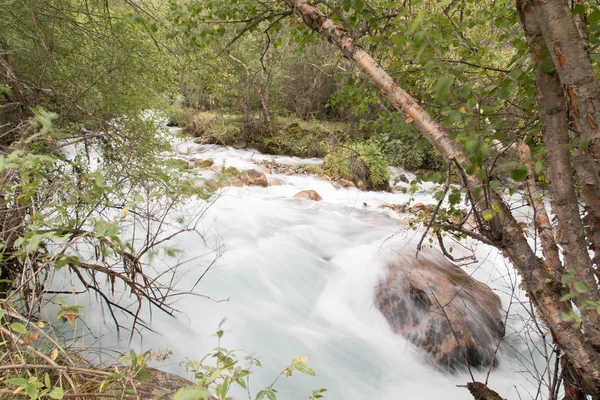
xmin=361 ymin=114 xmax=444 ymax=171
xmin=323 ymin=142 xmax=390 ymax=190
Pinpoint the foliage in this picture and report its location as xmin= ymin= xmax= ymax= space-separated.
xmin=323 ymin=142 xmax=390 ymax=190
xmin=362 ymin=114 xmax=444 ymax=170
xmin=173 ymin=322 xmax=325 ymax=400
xmin=0 ymin=108 xmax=214 ymax=331
xmin=0 ymin=0 xmax=176 ymax=133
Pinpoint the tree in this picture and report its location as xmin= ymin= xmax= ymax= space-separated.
xmin=0 ymin=0 xmax=209 ymax=333
xmin=273 ymin=0 xmax=600 ymax=396
xmin=166 ymin=0 xmax=600 ymax=392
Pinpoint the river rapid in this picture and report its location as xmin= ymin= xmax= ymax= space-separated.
xmin=65 ymin=130 xmax=552 ymax=400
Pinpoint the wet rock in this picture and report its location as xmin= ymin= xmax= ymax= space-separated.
xmin=376 ymin=253 xmax=504 ymax=370
xmin=195 ymin=158 xmax=214 ymax=168
xmin=232 ymin=138 xmax=247 ymax=149
xmin=379 ymin=203 xmax=407 ymax=213
xmin=357 ymin=180 xmax=368 ymax=191
xmin=194 ymin=135 xmax=219 ymax=145
xmin=293 ymin=190 xmax=322 ymax=201
xmin=395 ymin=174 xmax=410 ymax=184
xmin=239 ymin=169 xmax=268 ymax=187
xmin=411 ymin=202 xmax=429 ymax=212
xmin=268 ymin=178 xmax=282 ymax=186
xmin=337 ymin=178 xmax=355 ymax=188
xmin=257 ymin=166 xmax=272 ymax=175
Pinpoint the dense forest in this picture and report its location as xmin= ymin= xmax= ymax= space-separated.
xmin=2 ymin=0 xmax=600 ymax=399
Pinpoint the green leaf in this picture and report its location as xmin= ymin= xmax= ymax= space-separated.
xmin=572 ymin=4 xmax=586 ymax=14
xmin=236 ymin=377 xmax=247 ymax=389
xmin=173 ymin=386 xmax=211 ymax=400
xmin=204 ymin=369 xmax=221 ymax=385
xmin=217 ymin=380 xmax=229 ymax=398
xmin=6 ymin=377 xmax=28 ymax=386
xmin=560 ymin=292 xmax=578 ymax=302
xmin=510 ymin=166 xmax=529 ymax=182
xmin=498 ymin=86 xmax=511 ymax=100
xmin=574 ymin=282 xmax=588 ymax=293
xmin=48 ymin=387 xmax=64 ymax=399
xmin=256 ymin=390 xmax=267 ymax=400
xmin=99 ymin=377 xmax=113 ymax=392
xmin=10 ymin=322 xmax=27 ymax=334
xmin=589 ymin=10 xmax=600 ymax=25
xmin=135 ymin=367 xmax=152 ymax=382
xmin=26 ymin=383 xmax=39 ymax=399
xmin=448 ymin=191 xmax=461 ymax=205
xmin=267 ymin=390 xmax=277 ymax=400
xmin=482 ymin=209 xmax=494 ymax=222
xmin=293 ymin=362 xmax=316 ymax=376
xmin=433 ymin=75 xmax=454 ymax=101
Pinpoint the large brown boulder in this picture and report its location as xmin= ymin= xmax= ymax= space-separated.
xmin=238 ymin=169 xmax=268 ymax=187
xmin=337 ymin=178 xmax=355 ymax=188
xmin=376 ymin=253 xmax=504 ymax=370
xmin=293 ymin=190 xmax=322 ymax=201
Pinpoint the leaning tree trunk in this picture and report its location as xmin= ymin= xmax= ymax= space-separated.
xmin=280 ymin=0 xmax=600 ymax=392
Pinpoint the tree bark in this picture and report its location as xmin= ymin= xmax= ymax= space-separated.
xmin=280 ymin=0 xmax=600 ymax=391
xmin=532 ymin=0 xmax=600 ymax=284
xmin=518 ymin=143 xmax=561 ymax=273
xmin=519 ymin=1 xmax=598 ymax=395
xmin=528 ymin=0 xmax=600 ymax=346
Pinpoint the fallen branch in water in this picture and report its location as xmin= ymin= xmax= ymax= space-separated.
xmin=457 ymin=382 xmax=506 ymax=400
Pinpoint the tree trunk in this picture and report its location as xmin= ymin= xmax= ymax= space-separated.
xmin=280 ymin=0 xmax=600 ymax=392
xmin=229 ymin=54 xmax=275 ymax=132
xmin=528 ymin=0 xmax=600 ymax=348
xmin=519 ymin=1 xmax=598 ymax=395
xmin=532 ymin=0 xmax=600 ymax=286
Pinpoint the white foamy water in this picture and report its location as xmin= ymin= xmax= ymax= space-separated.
xmin=60 ymin=133 xmax=552 ymax=400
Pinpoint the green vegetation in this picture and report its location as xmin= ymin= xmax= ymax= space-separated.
xmin=173 ymin=322 xmax=324 ymax=400
xmin=3 ymin=0 xmax=600 ymax=397
xmin=323 ymin=142 xmax=390 ymax=190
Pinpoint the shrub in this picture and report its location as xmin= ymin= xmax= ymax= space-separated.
xmin=362 ymin=114 xmax=444 ymax=171
xmin=323 ymin=142 xmax=390 ymax=190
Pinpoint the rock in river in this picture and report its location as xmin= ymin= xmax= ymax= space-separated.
xmin=293 ymin=190 xmax=322 ymax=201
xmin=376 ymin=250 xmax=504 ymax=369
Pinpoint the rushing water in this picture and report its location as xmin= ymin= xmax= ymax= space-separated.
xmin=62 ymin=131 xmax=552 ymax=400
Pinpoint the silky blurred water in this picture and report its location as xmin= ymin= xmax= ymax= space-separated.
xmin=57 ymin=135 xmax=552 ymax=400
